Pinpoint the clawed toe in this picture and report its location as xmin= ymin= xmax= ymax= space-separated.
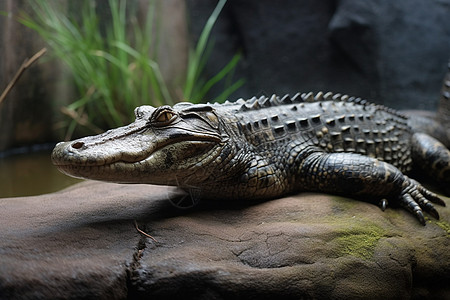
xmin=398 ymin=179 xmax=445 ymax=225
xmin=427 ymin=205 xmax=440 ymax=220
xmin=379 ymin=199 xmax=388 ymax=211
xmin=420 ymin=188 xmax=446 ymax=207
xmin=400 ymin=193 xmax=426 ymax=225
xmin=414 ymin=181 xmax=447 ymax=207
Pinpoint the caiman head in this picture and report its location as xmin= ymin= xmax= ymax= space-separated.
xmin=52 ymin=103 xmax=229 ymax=187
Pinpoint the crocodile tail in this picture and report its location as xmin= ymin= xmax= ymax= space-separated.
xmin=437 ymin=61 xmax=450 ymax=123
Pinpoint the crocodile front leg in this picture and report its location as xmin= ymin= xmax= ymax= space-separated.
xmin=297 ymin=151 xmax=445 ymax=225
xmin=412 ymin=133 xmax=450 ymax=196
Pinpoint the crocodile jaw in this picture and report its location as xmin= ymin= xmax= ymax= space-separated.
xmin=52 ymin=140 xmax=218 ymax=185
xmin=51 ymin=124 xmax=221 ymax=185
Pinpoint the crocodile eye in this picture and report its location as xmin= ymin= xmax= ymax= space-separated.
xmin=151 ymin=106 xmax=178 ymax=126
xmin=155 ymin=110 xmax=175 ymax=122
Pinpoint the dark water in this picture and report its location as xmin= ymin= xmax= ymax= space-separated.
xmin=0 ymin=148 xmax=82 ymax=198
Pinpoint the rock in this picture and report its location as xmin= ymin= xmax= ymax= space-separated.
xmin=0 ymin=181 xmax=177 ymax=299
xmin=0 ymin=181 xmax=449 ymax=299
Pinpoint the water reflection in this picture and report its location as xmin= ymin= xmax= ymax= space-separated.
xmin=0 ymin=148 xmax=82 ymax=198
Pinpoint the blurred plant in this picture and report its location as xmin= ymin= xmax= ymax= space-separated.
xmin=183 ymin=0 xmax=244 ymax=102
xmin=16 ymin=0 xmax=244 ymax=138
xmin=0 ymin=48 xmax=47 ymax=106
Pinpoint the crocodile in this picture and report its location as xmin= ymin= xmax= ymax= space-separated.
xmin=52 ymin=68 xmax=450 ymax=225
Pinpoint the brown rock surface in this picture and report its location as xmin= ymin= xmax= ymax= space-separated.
xmin=0 ymin=181 xmax=449 ymax=299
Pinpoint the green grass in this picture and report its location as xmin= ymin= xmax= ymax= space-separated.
xmin=15 ymin=0 xmax=244 ymax=137
xmin=183 ymin=0 xmax=244 ymax=102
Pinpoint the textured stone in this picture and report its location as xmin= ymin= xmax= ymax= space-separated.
xmin=0 ymin=181 xmax=449 ymax=299
xmin=0 ymin=181 xmax=177 ymax=299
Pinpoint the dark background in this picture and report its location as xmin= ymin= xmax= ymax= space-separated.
xmin=187 ymin=0 xmax=450 ymax=110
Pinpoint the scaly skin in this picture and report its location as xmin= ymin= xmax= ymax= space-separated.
xmin=52 ymin=90 xmax=450 ymax=225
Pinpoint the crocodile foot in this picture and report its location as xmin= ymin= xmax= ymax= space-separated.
xmin=399 ymin=177 xmax=446 ymax=225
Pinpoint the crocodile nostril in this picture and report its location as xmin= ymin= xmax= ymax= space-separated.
xmin=71 ymin=142 xmax=85 ymax=149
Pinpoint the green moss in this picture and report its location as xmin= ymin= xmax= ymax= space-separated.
xmin=433 ymin=220 xmax=450 ymax=235
xmin=334 ymin=223 xmax=385 ymax=260
xmin=330 ymin=196 xmax=358 ymax=211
